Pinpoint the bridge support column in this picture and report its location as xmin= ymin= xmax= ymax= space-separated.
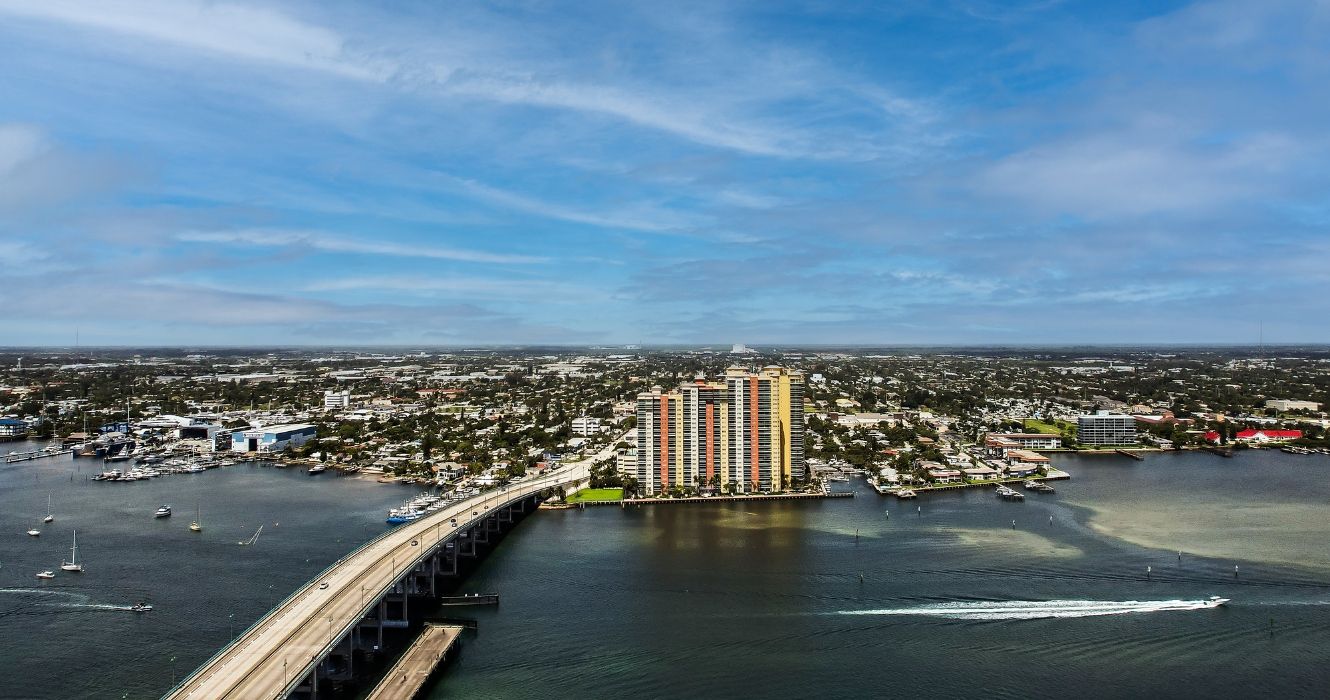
xmin=376 ymin=600 xmax=386 ymax=647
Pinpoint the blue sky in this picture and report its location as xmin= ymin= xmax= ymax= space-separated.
xmin=1 ymin=0 xmax=1327 ymax=346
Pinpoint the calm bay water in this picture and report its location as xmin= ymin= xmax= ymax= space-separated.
xmin=3 ymin=443 xmax=1330 ymax=699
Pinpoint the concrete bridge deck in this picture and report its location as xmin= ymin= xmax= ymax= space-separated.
xmin=162 ymin=462 xmax=590 ymax=700
xmin=364 ymin=624 xmax=462 ymax=700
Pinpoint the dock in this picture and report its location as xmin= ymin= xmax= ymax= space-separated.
xmin=436 ymin=593 xmax=498 ymax=607
xmin=4 ymin=448 xmax=70 ymax=463
xmin=1114 ymin=449 xmax=1145 ymax=460
xmin=364 ymin=624 xmax=463 ymax=700
xmin=882 ymin=471 xmax=1071 ymax=497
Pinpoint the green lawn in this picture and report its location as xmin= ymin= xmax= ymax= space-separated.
xmin=565 ymin=488 xmax=623 ymax=503
xmin=1024 ymin=418 xmax=1073 ymax=435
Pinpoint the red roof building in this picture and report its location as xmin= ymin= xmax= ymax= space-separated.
xmin=1234 ymin=429 xmax=1302 ymax=442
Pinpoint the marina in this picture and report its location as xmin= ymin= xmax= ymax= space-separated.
xmin=882 ymin=469 xmax=1071 ymax=498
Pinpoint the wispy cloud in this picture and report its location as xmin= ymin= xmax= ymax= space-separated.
xmin=444 ymin=176 xmax=705 ymax=234
xmin=177 ymin=229 xmax=547 ymax=265
xmin=0 ymin=0 xmax=389 ymax=80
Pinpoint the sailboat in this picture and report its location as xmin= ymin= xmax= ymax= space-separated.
xmin=189 ymin=504 xmax=202 ymax=532
xmin=238 ymin=525 xmax=262 ymax=546
xmin=43 ymin=494 xmax=54 ymax=523
xmin=61 ymin=529 xmax=84 ymax=572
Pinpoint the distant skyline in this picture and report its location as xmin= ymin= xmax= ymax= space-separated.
xmin=2 ymin=0 xmax=1327 ymax=346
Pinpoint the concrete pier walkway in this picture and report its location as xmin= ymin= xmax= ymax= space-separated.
xmin=364 ymin=624 xmax=462 ymax=700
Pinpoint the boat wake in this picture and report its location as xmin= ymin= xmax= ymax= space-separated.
xmin=0 ymin=588 xmax=138 ymax=612
xmin=837 ymin=599 xmax=1228 ymax=621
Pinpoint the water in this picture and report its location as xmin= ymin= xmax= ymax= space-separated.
xmin=0 ymin=442 xmax=421 ymax=699
xmin=3 ymin=443 xmax=1330 ymax=698
xmin=435 ymin=450 xmax=1330 ymax=699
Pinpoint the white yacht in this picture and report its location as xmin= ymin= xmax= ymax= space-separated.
xmin=61 ymin=530 xmax=83 ymax=572
xmin=27 ymin=527 xmax=40 ymax=537
xmin=36 ymin=570 xmax=55 ymax=579
xmin=154 ymin=505 xmax=172 ymax=518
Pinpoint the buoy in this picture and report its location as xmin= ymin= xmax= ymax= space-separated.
xmin=885 ymin=510 xmax=889 ymax=519
xmin=1234 ymin=565 xmax=1240 ymax=578
xmin=1011 ymin=519 xmax=1016 ymax=529
xmin=1048 ymin=515 xmax=1053 ymax=526
xmin=1147 ymin=565 xmax=1152 ymax=580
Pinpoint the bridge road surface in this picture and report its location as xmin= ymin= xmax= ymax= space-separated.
xmin=163 ymin=461 xmax=592 ymax=699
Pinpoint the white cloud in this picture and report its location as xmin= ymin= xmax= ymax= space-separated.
xmin=444 ymin=176 xmax=704 ymax=234
xmin=972 ymin=131 xmax=1299 ymax=219
xmin=302 ymin=274 xmax=594 ymax=301
xmin=0 ymin=0 xmax=389 ymax=80
xmin=177 ymin=229 xmax=547 ymax=264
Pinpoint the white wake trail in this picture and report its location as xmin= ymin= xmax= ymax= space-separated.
xmin=838 ymin=599 xmax=1223 ymax=621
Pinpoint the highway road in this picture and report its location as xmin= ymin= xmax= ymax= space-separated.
xmin=163 ymin=461 xmax=590 ymax=699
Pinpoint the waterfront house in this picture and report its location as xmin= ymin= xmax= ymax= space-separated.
xmin=962 ymin=466 xmax=999 ymax=481
xmin=927 ymin=468 xmax=961 ymax=483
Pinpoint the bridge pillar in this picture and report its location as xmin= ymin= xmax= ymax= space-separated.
xmin=376 ymin=600 xmax=386 ymax=647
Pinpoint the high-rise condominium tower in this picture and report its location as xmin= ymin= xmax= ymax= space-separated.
xmin=636 ymin=367 xmax=804 ymax=495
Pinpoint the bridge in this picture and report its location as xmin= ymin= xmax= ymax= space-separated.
xmin=162 ymin=461 xmax=592 ymax=699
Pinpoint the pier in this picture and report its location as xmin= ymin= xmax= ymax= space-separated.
xmin=363 ymin=624 xmax=462 ymax=700
xmin=436 ymin=593 xmax=498 ymax=607
xmin=161 ymin=463 xmax=590 ymax=700
xmin=4 ymin=448 xmax=70 ymax=463
xmin=1114 ymin=449 xmax=1145 ymax=460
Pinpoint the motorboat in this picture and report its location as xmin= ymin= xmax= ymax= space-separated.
xmin=36 ymin=570 xmax=55 ymax=579
xmin=386 ymin=509 xmax=424 ymax=524
xmin=27 ymin=527 xmax=40 ymax=537
xmin=1023 ymin=480 xmax=1055 ymax=493
xmin=1204 ymin=596 xmax=1230 ymax=608
xmin=130 ymin=602 xmax=153 ymax=613
xmin=893 ymin=489 xmax=917 ymax=499
xmin=307 ymin=464 xmax=327 ymax=475
xmin=154 ymin=505 xmax=172 ymax=518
